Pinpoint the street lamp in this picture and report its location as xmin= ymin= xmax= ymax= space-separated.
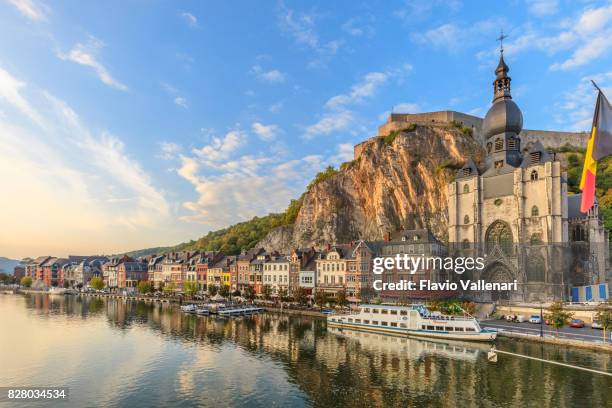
xmin=540 ymin=302 xmax=543 ymax=338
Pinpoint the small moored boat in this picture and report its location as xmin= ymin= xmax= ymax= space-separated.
xmin=327 ymin=304 xmax=496 ymax=342
xmin=180 ymin=304 xmax=197 ymax=313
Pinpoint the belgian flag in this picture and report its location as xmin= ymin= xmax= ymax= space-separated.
xmin=580 ymin=87 xmax=612 ymax=213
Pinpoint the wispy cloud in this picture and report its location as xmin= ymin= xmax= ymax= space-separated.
xmin=157 ymin=142 xmax=182 ymax=160
xmin=174 ymin=96 xmax=188 ymax=109
xmin=250 ymin=65 xmax=286 ymax=83
xmin=277 ymin=5 xmax=343 ymax=68
xmin=6 ymin=0 xmax=49 ymax=21
xmin=0 ymin=66 xmax=169 ymax=256
xmin=179 ymin=11 xmax=198 ymax=28
xmin=556 ymin=72 xmax=612 ymax=131
xmin=58 ymin=36 xmax=127 ymax=91
xmin=306 ymin=65 xmax=412 ymax=138
xmin=527 ymin=0 xmax=559 ymax=17
xmin=252 ymin=122 xmax=279 ymax=141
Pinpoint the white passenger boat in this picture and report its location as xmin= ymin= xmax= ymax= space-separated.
xmin=180 ymin=304 xmax=197 ymax=313
xmin=327 ymin=304 xmax=497 ymax=342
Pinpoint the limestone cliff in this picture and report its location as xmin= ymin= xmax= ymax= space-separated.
xmin=258 ymin=125 xmax=485 ymax=252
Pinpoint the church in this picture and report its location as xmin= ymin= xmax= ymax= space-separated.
xmin=447 ymin=50 xmax=609 ymax=303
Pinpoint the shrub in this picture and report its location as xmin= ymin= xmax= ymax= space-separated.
xmin=20 ymin=276 xmax=32 ymax=288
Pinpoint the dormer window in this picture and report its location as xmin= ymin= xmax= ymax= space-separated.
xmin=463 ymin=167 xmax=472 ymax=176
xmin=494 ymin=160 xmax=503 ymax=169
xmin=530 ymin=151 xmax=541 ymax=163
xmin=530 ymin=170 xmax=538 ymax=181
xmin=464 ymin=215 xmax=470 ymax=224
xmin=531 ymin=206 xmax=539 ymax=217
xmin=463 ymin=184 xmax=470 ymax=193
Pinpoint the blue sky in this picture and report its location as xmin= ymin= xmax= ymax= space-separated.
xmin=1 ymin=0 xmax=612 ymax=258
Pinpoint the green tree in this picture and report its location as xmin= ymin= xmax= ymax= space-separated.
xmin=278 ymin=288 xmax=288 ymax=302
xmin=90 ymin=277 xmax=104 ymax=291
xmin=218 ymin=284 xmax=230 ymax=297
xmin=262 ymin=285 xmax=272 ymax=300
xmin=336 ymin=289 xmax=348 ymax=308
xmin=184 ymin=281 xmax=198 ymax=298
xmin=137 ymin=281 xmax=153 ymax=294
xmin=594 ymin=300 xmax=612 ymax=343
xmin=294 ymin=287 xmax=308 ymax=305
xmin=314 ymin=290 xmax=327 ymax=309
xmin=207 ymin=284 xmax=218 ymax=296
xmin=20 ymin=276 xmax=32 ymax=288
xmin=244 ymin=286 xmax=255 ymax=301
xmin=545 ymin=301 xmax=574 ymax=336
xmin=163 ymin=282 xmax=176 ymax=294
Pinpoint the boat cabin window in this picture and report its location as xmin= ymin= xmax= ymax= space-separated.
xmin=348 ymin=318 xmax=353 ymax=323
xmin=381 ymin=309 xmax=388 ymax=314
xmin=400 ymin=323 xmax=407 ymax=328
xmin=390 ymin=310 xmax=397 ymax=315
xmin=330 ymin=318 xmax=335 ymax=322
xmin=363 ymin=320 xmax=370 ymax=324
xmin=372 ymin=309 xmax=379 ymax=314
xmin=455 ymin=327 xmax=464 ymax=331
xmin=421 ymin=325 xmax=426 ymax=330
xmin=371 ymin=321 xmax=378 ymax=325
xmin=466 ymin=328 xmax=475 ymax=332
xmin=427 ymin=325 xmax=435 ymax=330
xmin=435 ymin=326 xmax=444 ymax=331
xmin=355 ymin=319 xmax=361 ymax=323
xmin=390 ymin=322 xmax=397 ymax=327
xmin=400 ymin=310 xmax=408 ymax=316
xmin=362 ymin=308 xmax=370 ymax=313
xmin=381 ymin=322 xmax=388 ymax=326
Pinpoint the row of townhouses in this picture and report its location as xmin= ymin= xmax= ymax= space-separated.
xmin=22 ymin=229 xmax=446 ymax=299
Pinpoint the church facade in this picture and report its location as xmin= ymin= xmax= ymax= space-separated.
xmin=447 ymin=51 xmax=609 ymax=303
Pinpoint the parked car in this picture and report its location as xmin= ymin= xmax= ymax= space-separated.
xmin=569 ymin=319 xmax=585 ymax=328
xmin=529 ymin=315 xmax=542 ymax=324
xmin=516 ymin=315 xmax=526 ymax=323
xmin=321 ymin=309 xmax=334 ymax=315
xmin=505 ymin=314 xmax=515 ymax=322
xmin=591 ymin=321 xmax=603 ymax=329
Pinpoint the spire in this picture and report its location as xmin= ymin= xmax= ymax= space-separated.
xmin=493 ymin=30 xmax=511 ymax=101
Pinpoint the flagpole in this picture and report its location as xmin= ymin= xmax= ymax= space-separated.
xmin=591 ymin=80 xmax=602 ymax=93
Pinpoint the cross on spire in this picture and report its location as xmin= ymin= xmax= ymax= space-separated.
xmin=497 ymin=30 xmax=508 ymax=53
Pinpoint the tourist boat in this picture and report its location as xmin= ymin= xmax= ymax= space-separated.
xmin=216 ymin=304 xmax=264 ymax=316
xmin=195 ymin=306 xmax=210 ymax=315
xmin=327 ymin=304 xmax=497 ymax=342
xmin=180 ymin=304 xmax=197 ymax=313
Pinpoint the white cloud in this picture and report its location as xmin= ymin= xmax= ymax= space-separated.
xmin=305 ymin=110 xmax=354 ymax=138
xmin=250 ymin=65 xmax=286 ymax=83
xmin=325 ymin=72 xmax=389 ymax=109
xmin=378 ymin=102 xmax=421 ymax=122
xmin=157 ymin=142 xmax=181 ymax=160
xmin=252 ymin=122 xmax=279 ymax=141
xmin=557 ymin=72 xmax=612 ymax=131
xmin=58 ymin=36 xmax=127 ymax=91
xmin=174 ymin=96 xmax=188 ymax=108
xmin=7 ymin=0 xmax=48 ymax=21
xmin=477 ymin=5 xmax=612 ymax=71
xmin=527 ymin=0 xmax=558 ymax=17
xmin=336 ymin=143 xmax=354 ymax=163
xmin=179 ymin=11 xmax=198 ymax=27
xmin=411 ymin=24 xmax=461 ymax=50
xmin=192 ymin=130 xmax=247 ymax=163
xmin=0 ymin=66 xmax=170 ymax=257
xmin=277 ymin=5 xmax=343 ymax=67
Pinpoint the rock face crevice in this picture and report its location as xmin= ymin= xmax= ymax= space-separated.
xmin=257 ymin=125 xmax=485 ymax=253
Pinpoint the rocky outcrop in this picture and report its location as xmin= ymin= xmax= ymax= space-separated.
xmin=259 ymin=125 xmax=485 ymax=251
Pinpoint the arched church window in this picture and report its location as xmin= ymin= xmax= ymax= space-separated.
xmin=531 ymin=206 xmax=539 ymax=217
xmin=530 ymin=233 xmax=542 ymax=245
xmin=487 ymin=142 xmax=492 ymax=153
xmin=530 ymin=170 xmax=538 ymax=181
xmin=463 ymin=184 xmax=470 ymax=193
xmin=464 ymin=215 xmax=470 ymax=224
xmin=526 ymin=252 xmax=545 ymax=282
xmin=495 ymin=138 xmax=503 ymax=151
xmin=485 ymin=220 xmax=513 ymax=255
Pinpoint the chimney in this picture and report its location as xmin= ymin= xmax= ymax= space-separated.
xmin=384 ymin=231 xmax=391 ymax=242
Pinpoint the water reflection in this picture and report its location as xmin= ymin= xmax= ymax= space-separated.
xmin=0 ymin=294 xmax=610 ymax=408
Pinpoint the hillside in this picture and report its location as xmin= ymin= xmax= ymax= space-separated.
xmin=0 ymin=257 xmax=21 ymax=274
xmin=129 ymin=124 xmax=610 ymax=257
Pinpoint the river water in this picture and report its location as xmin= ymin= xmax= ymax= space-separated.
xmin=0 ymin=294 xmax=610 ymax=407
